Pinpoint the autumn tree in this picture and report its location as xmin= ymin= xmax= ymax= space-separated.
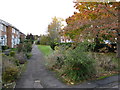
xmin=48 ymin=17 xmax=64 ymax=44
xmin=64 ymin=1 xmax=120 ymax=57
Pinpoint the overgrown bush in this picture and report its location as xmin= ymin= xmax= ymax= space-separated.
xmin=2 ymin=66 xmax=19 ymax=83
xmin=1 ymin=46 xmax=9 ymax=51
xmin=2 ymin=52 xmax=27 ymax=88
xmin=49 ymin=42 xmax=60 ymax=50
xmin=15 ymin=52 xmax=27 ymax=64
xmin=17 ymin=41 xmax=32 ymax=53
xmin=36 ymin=40 xmax=40 ymax=45
xmin=59 ymin=42 xmax=72 ymax=47
xmin=46 ymin=47 xmax=66 ymax=69
xmin=17 ymin=44 xmax=23 ymax=52
xmin=9 ymin=51 xmax=15 ymax=57
xmin=2 ymin=54 xmax=19 ymax=83
xmin=23 ymin=42 xmax=32 ymax=52
xmin=2 ymin=54 xmax=20 ymax=66
xmin=61 ymin=46 xmax=96 ymax=82
xmin=26 ymin=53 xmax=32 ymax=59
xmin=92 ymin=53 xmax=119 ymax=72
xmin=46 ymin=42 xmax=96 ymax=83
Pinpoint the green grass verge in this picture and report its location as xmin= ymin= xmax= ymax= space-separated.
xmin=37 ymin=45 xmax=53 ymax=56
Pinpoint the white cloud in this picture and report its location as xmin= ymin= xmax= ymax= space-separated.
xmin=0 ymin=0 xmax=76 ymax=35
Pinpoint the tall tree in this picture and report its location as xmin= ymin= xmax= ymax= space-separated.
xmin=48 ymin=17 xmax=64 ymax=44
xmin=64 ymin=1 xmax=120 ymax=57
xmin=26 ymin=33 xmax=35 ymax=44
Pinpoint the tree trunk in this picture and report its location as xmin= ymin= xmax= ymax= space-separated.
xmin=117 ymin=35 xmax=120 ymax=58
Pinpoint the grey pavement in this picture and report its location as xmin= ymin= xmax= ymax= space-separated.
xmin=15 ymin=45 xmax=67 ymax=88
xmin=15 ymin=45 xmax=120 ymax=88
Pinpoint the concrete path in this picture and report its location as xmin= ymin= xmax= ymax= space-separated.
xmin=72 ymin=75 xmax=120 ymax=88
xmin=15 ymin=45 xmax=67 ymax=88
xmin=15 ymin=45 xmax=120 ymax=88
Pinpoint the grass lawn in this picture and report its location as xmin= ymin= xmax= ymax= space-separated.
xmin=37 ymin=45 xmax=53 ymax=56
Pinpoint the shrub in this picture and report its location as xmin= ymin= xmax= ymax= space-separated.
xmin=15 ymin=52 xmax=27 ymax=64
xmin=1 ymin=46 xmax=9 ymax=51
xmin=46 ymin=48 xmax=65 ymax=69
xmin=93 ymin=53 xmax=119 ymax=72
xmin=10 ymin=48 xmax=17 ymax=51
xmin=2 ymin=54 xmax=20 ymax=67
xmin=9 ymin=51 xmax=15 ymax=57
xmin=2 ymin=66 xmax=19 ymax=83
xmin=3 ymin=49 xmax=11 ymax=56
xmin=59 ymin=43 xmax=72 ymax=47
xmin=46 ymin=42 xmax=96 ymax=83
xmin=2 ymin=54 xmax=19 ymax=83
xmin=47 ymin=42 xmax=119 ymax=84
xmin=23 ymin=42 xmax=32 ymax=52
xmin=19 ymin=59 xmax=27 ymax=64
xmin=17 ymin=44 xmax=23 ymax=52
xmin=26 ymin=53 xmax=32 ymax=59
xmin=36 ymin=40 xmax=40 ymax=45
xmin=17 ymin=41 xmax=32 ymax=53
xmin=60 ymin=46 xmax=96 ymax=82
xmin=50 ymin=42 xmax=57 ymax=50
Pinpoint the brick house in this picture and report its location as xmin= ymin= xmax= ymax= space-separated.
xmin=0 ymin=21 xmax=7 ymax=46
xmin=0 ymin=19 xmax=25 ymax=48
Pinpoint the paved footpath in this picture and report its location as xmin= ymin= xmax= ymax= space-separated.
xmin=15 ymin=45 xmax=67 ymax=88
xmin=15 ymin=45 xmax=120 ymax=88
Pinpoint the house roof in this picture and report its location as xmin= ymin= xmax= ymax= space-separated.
xmin=0 ymin=19 xmax=19 ymax=31
xmin=20 ymin=32 xmax=26 ymax=36
xmin=0 ymin=19 xmax=26 ymax=36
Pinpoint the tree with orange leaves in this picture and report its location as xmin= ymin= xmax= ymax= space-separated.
xmin=64 ymin=1 xmax=120 ymax=57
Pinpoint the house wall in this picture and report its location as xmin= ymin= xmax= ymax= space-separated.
xmin=7 ymin=26 xmax=12 ymax=48
xmin=0 ymin=24 xmax=7 ymax=46
xmin=11 ymin=28 xmax=21 ymax=48
xmin=0 ymin=20 xmax=25 ymax=49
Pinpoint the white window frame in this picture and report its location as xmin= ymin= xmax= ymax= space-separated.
xmin=3 ymin=25 xmax=6 ymax=32
xmin=0 ymin=35 xmax=7 ymax=46
xmin=12 ymin=35 xmax=14 ymax=48
xmin=12 ymin=28 xmax=16 ymax=33
xmin=0 ymin=24 xmax=3 ymax=31
xmin=12 ymin=28 xmax=14 ymax=33
xmin=16 ymin=31 xmax=18 ymax=35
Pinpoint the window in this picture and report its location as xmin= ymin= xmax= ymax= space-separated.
xmin=14 ymin=29 xmax=16 ymax=33
xmin=0 ymin=36 xmax=4 ymax=46
xmin=0 ymin=24 xmax=3 ymax=31
xmin=12 ymin=28 xmax=14 ymax=33
xmin=4 ymin=35 xmax=7 ymax=45
xmin=12 ymin=28 xmax=15 ymax=33
xmin=3 ymin=25 xmax=6 ymax=32
xmin=15 ymin=30 xmax=18 ymax=34
xmin=0 ymin=35 xmax=7 ymax=46
xmin=16 ymin=31 xmax=18 ymax=35
xmin=11 ymin=35 xmax=15 ymax=48
xmin=16 ymin=36 xmax=20 ymax=44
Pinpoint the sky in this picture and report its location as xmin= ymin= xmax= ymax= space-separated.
xmin=0 ymin=0 xmax=76 ymax=35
